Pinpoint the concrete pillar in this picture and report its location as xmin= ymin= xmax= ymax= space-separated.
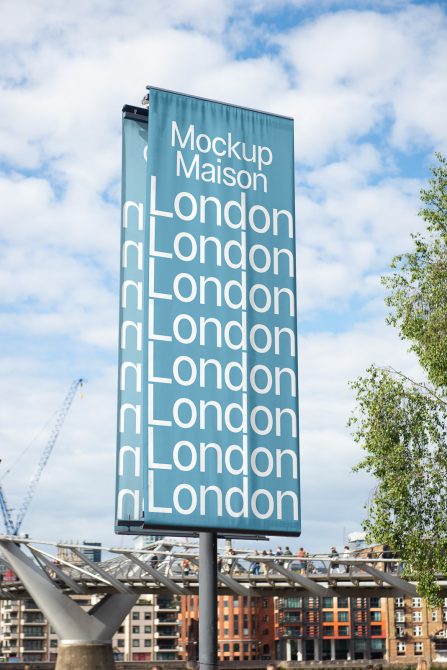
xmin=286 ymin=639 xmax=292 ymax=661
xmin=330 ymin=638 xmax=336 ymax=660
xmin=347 ymin=640 xmax=352 ymax=661
xmin=0 ymin=540 xmax=138 ymax=670
xmin=296 ymin=638 xmax=303 ymax=661
xmin=314 ymin=639 xmax=320 ymax=661
xmin=56 ymin=643 xmax=115 ymax=670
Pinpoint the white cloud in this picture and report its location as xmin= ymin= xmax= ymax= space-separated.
xmin=276 ymin=5 xmax=447 ymax=162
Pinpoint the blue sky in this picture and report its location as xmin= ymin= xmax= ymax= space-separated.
xmin=0 ymin=0 xmax=446 ymax=552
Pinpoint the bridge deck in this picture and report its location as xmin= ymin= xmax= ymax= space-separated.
xmin=1 ymin=536 xmax=445 ymax=599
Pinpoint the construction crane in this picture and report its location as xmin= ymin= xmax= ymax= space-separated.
xmin=0 ymin=378 xmax=84 ymax=536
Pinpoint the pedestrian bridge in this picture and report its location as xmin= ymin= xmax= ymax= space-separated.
xmin=1 ymin=535 xmax=444 ymax=599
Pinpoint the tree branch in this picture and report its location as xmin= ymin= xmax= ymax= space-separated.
xmin=380 ymin=366 xmax=447 ymax=407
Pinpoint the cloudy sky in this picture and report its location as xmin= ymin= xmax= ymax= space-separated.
xmin=0 ymin=0 xmax=446 ymax=553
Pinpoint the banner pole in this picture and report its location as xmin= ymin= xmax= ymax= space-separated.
xmin=199 ymin=531 xmax=218 ymax=670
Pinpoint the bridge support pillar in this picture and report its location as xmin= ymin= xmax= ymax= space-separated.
xmin=55 ymin=642 xmax=115 ymax=670
xmin=0 ymin=540 xmax=138 ymax=670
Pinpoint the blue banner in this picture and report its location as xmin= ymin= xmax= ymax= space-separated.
xmin=116 ymin=90 xmax=300 ymax=535
xmin=116 ymin=111 xmax=146 ymax=527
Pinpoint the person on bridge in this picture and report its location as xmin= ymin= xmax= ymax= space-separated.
xmin=283 ymin=545 xmax=292 ymax=568
xmin=329 ymin=546 xmax=340 ymax=573
xmin=251 ymin=549 xmax=261 ymax=575
xmin=297 ymin=546 xmax=305 ymax=573
xmin=275 ymin=545 xmax=284 ymax=565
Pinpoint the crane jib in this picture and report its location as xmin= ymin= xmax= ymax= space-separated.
xmin=0 ymin=378 xmax=84 ymax=536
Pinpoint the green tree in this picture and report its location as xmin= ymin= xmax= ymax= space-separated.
xmin=350 ymin=154 xmax=447 ymax=603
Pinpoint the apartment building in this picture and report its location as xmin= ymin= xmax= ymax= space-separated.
xmin=0 ymin=594 xmax=180 ymax=663
xmin=180 ymin=594 xmax=275 ymax=663
xmin=388 ymin=595 xmax=447 ymax=664
xmin=276 ymin=594 xmax=387 ymax=661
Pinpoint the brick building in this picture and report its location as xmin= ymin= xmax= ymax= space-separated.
xmin=387 ymin=595 xmax=447 ymax=664
xmin=180 ymin=594 xmax=275 ymax=663
xmin=276 ymin=594 xmax=387 ymax=661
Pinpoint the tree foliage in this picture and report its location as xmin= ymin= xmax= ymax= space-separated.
xmin=350 ymin=154 xmax=447 ymax=603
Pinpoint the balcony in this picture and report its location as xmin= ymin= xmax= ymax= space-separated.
xmin=155 ymin=602 xmax=179 ymax=612
xmin=155 ymin=614 xmax=178 ymax=624
xmin=22 ymin=615 xmax=45 ymax=624
xmin=154 ymin=643 xmax=180 ymax=652
xmin=20 ymin=645 xmax=46 ymax=653
xmin=155 ymin=628 xmax=178 ymax=638
xmin=23 ymin=599 xmax=39 ymax=610
xmin=279 ymin=627 xmax=302 ymax=639
xmin=281 ymin=615 xmax=302 ymax=624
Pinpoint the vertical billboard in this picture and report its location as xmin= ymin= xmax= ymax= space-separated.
xmin=116 ymin=106 xmax=147 ymax=531
xmin=116 ymin=89 xmax=300 ymax=535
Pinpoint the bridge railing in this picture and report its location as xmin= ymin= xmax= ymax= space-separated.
xmin=0 ymin=535 xmax=437 ymax=599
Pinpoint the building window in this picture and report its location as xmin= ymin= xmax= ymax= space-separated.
xmin=370 ymin=597 xmax=381 ymax=608
xmin=395 ymin=597 xmax=404 ymax=608
xmin=371 ymin=611 xmax=382 ymax=622
xmin=132 ymin=626 xmax=139 ymax=634
xmin=284 ymin=597 xmax=302 ymax=608
xmin=263 ymin=615 xmax=269 ymax=623
xmin=323 ymin=612 xmax=334 ymax=622
xmin=132 ymin=640 xmax=140 ymax=647
xmin=234 ymin=643 xmax=240 ymax=652
xmin=223 ymin=644 xmax=230 ymax=652
xmin=414 ymin=626 xmax=423 ymax=637
xmin=412 ymin=611 xmax=422 ymax=622
xmin=395 ymin=612 xmax=405 ymax=623
xmin=371 ymin=625 xmax=382 ymax=636
xmin=443 ymin=610 xmax=447 ymax=623
xmin=415 ymin=642 xmax=423 ymax=655
xmin=338 ymin=611 xmax=349 ymax=622
xmin=412 ymin=598 xmax=422 ymax=608
xmin=117 ymin=639 xmax=124 ymax=647
xmin=339 ymin=626 xmax=350 ymax=636
xmin=144 ymin=640 xmax=151 ymax=648
xmin=397 ymin=642 xmax=406 ymax=655
xmin=144 ymin=626 xmax=152 ymax=634
xmin=337 ymin=597 xmax=348 ymax=609
xmin=132 ymin=612 xmax=140 ymax=620
xmin=322 ymin=597 xmax=333 ymax=608
xmin=263 ymin=599 xmax=268 ymax=608
xmin=323 ymin=626 xmax=334 ymax=636
xmin=432 ymin=611 xmax=438 ymax=622
xmin=144 ymin=612 xmax=152 ymax=620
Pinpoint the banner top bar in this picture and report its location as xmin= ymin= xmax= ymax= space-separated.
xmin=145 ymin=85 xmax=294 ymax=122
